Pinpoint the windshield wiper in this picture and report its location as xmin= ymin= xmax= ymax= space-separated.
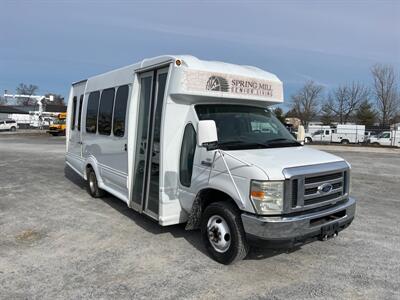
xmin=218 ymin=140 xmax=269 ymax=150
xmin=265 ymin=138 xmax=302 ymax=147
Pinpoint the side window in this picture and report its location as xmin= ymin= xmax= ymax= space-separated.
xmin=98 ymin=88 xmax=115 ymax=135
xmin=71 ymin=96 xmax=77 ymax=130
xmin=113 ymin=85 xmax=129 ymax=137
xmin=77 ymin=95 xmax=83 ymax=131
xmin=86 ymin=91 xmax=100 ymax=133
xmin=179 ymin=123 xmax=197 ymax=187
xmin=325 ymin=130 xmax=330 ymax=135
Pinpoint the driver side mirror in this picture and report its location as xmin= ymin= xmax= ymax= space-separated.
xmin=197 ymin=120 xmax=218 ymax=150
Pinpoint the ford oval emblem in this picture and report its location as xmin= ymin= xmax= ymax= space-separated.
xmin=318 ymin=183 xmax=333 ymax=194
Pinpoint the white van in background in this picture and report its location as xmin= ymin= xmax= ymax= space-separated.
xmin=368 ymin=131 xmax=400 ymax=147
xmin=66 ymin=55 xmax=356 ymax=264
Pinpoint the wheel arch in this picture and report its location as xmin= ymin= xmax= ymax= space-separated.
xmin=185 ymin=187 xmax=240 ymax=230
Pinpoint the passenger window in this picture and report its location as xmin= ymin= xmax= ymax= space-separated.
xmin=86 ymin=91 xmax=100 ymax=133
xmin=325 ymin=130 xmax=330 ymax=135
xmin=71 ymin=96 xmax=77 ymax=130
xmin=113 ymin=85 xmax=129 ymax=137
xmin=179 ymin=123 xmax=197 ymax=187
xmin=77 ymin=95 xmax=83 ymax=131
xmin=98 ymin=88 xmax=115 ymax=135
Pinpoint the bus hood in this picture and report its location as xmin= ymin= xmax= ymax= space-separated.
xmin=226 ymin=146 xmax=345 ymax=180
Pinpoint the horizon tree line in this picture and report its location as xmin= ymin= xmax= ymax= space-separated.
xmin=287 ymin=63 xmax=400 ymax=128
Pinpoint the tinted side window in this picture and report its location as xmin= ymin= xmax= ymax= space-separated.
xmin=113 ymin=85 xmax=129 ymax=137
xmin=98 ymin=88 xmax=115 ymax=135
xmin=86 ymin=91 xmax=100 ymax=133
xmin=179 ymin=124 xmax=197 ymax=187
xmin=77 ymin=95 xmax=83 ymax=131
xmin=71 ymin=96 xmax=77 ymax=130
xmin=6 ymin=120 xmax=15 ymax=124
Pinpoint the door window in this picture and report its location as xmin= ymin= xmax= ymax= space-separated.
xmin=325 ymin=130 xmax=330 ymax=135
xmin=71 ymin=96 xmax=77 ymax=130
xmin=147 ymin=72 xmax=167 ymax=214
xmin=179 ymin=123 xmax=197 ymax=187
xmin=132 ymin=76 xmax=153 ymax=206
xmin=77 ymin=95 xmax=83 ymax=131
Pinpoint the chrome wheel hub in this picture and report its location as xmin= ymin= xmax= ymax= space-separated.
xmin=89 ymin=173 xmax=96 ymax=193
xmin=207 ymin=215 xmax=231 ymax=253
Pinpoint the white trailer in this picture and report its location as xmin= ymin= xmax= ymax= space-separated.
xmin=305 ymin=124 xmax=365 ymax=144
xmin=66 ymin=55 xmax=355 ymax=264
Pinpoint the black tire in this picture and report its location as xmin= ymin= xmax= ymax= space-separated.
xmin=10 ymin=126 xmax=16 ymax=132
xmin=341 ymin=139 xmax=349 ymax=144
xmin=201 ymin=201 xmax=249 ymax=264
xmin=305 ymin=137 xmax=312 ymax=143
xmin=87 ymin=168 xmax=105 ymax=198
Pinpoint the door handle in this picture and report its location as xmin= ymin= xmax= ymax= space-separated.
xmin=124 ymin=144 xmax=127 ymax=151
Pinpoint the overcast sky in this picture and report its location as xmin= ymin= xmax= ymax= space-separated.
xmin=1 ymin=0 xmax=399 ymax=108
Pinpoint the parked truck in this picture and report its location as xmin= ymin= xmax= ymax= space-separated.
xmin=47 ymin=112 xmax=66 ymax=136
xmin=305 ymin=124 xmax=365 ymax=144
xmin=367 ymin=130 xmax=400 ymax=147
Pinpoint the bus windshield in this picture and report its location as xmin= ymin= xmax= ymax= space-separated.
xmin=53 ymin=119 xmax=66 ymax=125
xmin=195 ymin=104 xmax=300 ymax=150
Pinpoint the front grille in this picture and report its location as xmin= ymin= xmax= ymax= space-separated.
xmin=289 ymin=168 xmax=349 ymax=210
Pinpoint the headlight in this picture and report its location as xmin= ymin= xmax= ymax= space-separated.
xmin=250 ymin=180 xmax=284 ymax=214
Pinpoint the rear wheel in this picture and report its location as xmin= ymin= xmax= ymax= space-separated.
xmin=341 ymin=139 xmax=349 ymax=144
xmin=305 ymin=137 xmax=312 ymax=143
xmin=87 ymin=168 xmax=105 ymax=198
xmin=201 ymin=202 xmax=249 ymax=264
xmin=10 ymin=126 xmax=16 ymax=132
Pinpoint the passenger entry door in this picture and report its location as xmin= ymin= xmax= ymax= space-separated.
xmin=131 ymin=68 xmax=169 ymax=219
xmin=67 ymin=81 xmax=86 ymax=173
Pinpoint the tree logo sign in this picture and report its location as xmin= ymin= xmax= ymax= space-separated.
xmin=205 ymin=76 xmax=230 ymax=92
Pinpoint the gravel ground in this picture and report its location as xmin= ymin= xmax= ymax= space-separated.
xmin=0 ymin=136 xmax=399 ymax=299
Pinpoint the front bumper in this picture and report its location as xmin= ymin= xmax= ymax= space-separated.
xmin=241 ymin=197 xmax=355 ymax=246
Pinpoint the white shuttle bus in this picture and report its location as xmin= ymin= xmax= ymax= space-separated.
xmin=66 ymin=55 xmax=356 ymax=264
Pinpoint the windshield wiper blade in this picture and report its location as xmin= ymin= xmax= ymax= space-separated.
xmin=265 ymin=138 xmax=302 ymax=146
xmin=219 ymin=140 xmax=269 ymax=149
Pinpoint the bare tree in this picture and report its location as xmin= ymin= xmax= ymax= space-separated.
xmin=15 ymin=83 xmax=39 ymax=106
xmin=324 ymin=82 xmax=369 ymax=124
xmin=371 ymin=64 xmax=399 ymax=127
xmin=290 ymin=81 xmax=324 ymax=127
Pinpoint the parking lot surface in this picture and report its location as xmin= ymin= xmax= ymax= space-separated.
xmin=0 ymin=135 xmax=399 ymax=299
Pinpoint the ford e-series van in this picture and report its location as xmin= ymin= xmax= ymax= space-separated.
xmin=66 ymin=55 xmax=356 ymax=264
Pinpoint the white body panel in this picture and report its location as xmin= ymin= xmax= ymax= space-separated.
xmin=66 ymin=55 xmax=347 ymax=227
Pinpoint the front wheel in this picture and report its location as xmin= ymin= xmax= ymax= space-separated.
xmin=10 ymin=126 xmax=16 ymax=132
xmin=201 ymin=202 xmax=249 ymax=264
xmin=341 ymin=139 xmax=349 ymax=144
xmin=305 ymin=137 xmax=312 ymax=143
